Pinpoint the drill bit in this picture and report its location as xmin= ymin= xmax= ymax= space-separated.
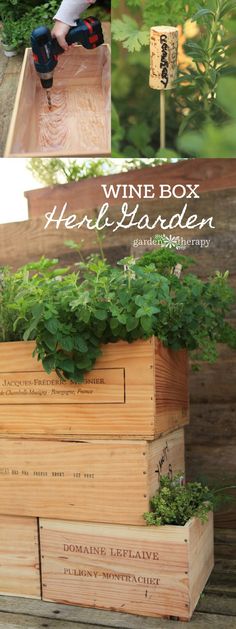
xmin=46 ymin=89 xmax=52 ymax=111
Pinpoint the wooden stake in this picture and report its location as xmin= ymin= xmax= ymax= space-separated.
xmin=149 ymin=26 xmax=178 ymax=151
xmin=160 ymin=90 xmax=166 ymax=149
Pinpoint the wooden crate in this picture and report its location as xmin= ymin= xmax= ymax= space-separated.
xmin=39 ymin=512 xmax=214 ymax=620
xmin=0 ymin=339 xmax=189 ymax=439
xmin=0 ymin=515 xmax=40 ymax=599
xmin=4 ymin=44 xmax=110 ymax=157
xmin=0 ymin=429 xmax=184 ymax=525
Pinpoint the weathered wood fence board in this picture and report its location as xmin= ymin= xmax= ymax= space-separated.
xmin=0 ymin=159 xmax=235 ymax=529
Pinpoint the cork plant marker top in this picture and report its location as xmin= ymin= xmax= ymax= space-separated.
xmin=149 ymin=26 xmax=178 ymax=91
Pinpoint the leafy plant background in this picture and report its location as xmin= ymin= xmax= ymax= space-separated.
xmin=27 ymin=156 xmax=174 ymax=185
xmin=0 ymin=248 xmax=235 ymax=383
xmin=112 ymin=0 xmax=236 ymax=157
xmin=0 ymin=0 xmax=109 ymax=48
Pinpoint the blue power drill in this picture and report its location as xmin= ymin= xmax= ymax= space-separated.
xmin=31 ymin=17 xmax=104 ymax=109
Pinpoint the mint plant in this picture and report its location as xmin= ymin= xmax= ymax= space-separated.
xmin=144 ymin=474 xmax=214 ymax=526
xmin=0 ymin=249 xmax=235 ymax=382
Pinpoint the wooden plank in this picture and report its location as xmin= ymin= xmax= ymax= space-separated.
xmin=0 ymin=593 xmax=235 ymax=627
xmin=25 ymin=159 xmax=236 ymax=219
xmin=0 ymin=54 xmax=24 ymax=157
xmin=186 ymin=404 xmax=236 ymax=445
xmin=5 ymin=45 xmax=110 ymax=158
xmin=0 ymin=339 xmax=189 ymax=440
xmin=0 ymin=516 xmax=40 ymax=599
xmin=188 ymin=513 xmax=214 ymax=616
xmin=39 ymin=516 xmax=213 ymax=620
xmin=205 ymin=570 xmax=236 ymax=593
xmin=0 ymin=187 xmax=236 ymax=269
xmin=155 ymin=340 xmax=189 ymax=434
xmin=214 ymin=529 xmax=236 ymax=560
xmin=0 ymin=430 xmax=184 ymax=525
xmin=197 ymin=594 xmax=236 ymax=616
xmin=214 ymin=504 xmax=236 ymax=529
xmin=189 ymin=360 xmax=236 ymax=404
xmin=186 ymin=444 xmax=236 ymax=484
xmin=1 ymin=610 xmax=236 ymax=629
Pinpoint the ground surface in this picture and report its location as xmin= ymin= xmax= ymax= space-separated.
xmin=0 ymin=529 xmax=235 ymax=629
xmin=0 ymin=45 xmax=24 ymax=156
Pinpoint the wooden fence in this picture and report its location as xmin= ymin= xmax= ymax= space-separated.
xmin=0 ymin=158 xmax=235 ymax=529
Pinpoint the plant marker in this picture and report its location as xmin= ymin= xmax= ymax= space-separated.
xmin=149 ymin=26 xmax=178 ymax=150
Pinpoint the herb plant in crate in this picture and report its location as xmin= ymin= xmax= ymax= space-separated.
xmin=0 ymin=247 xmax=235 ymax=439
xmin=38 ymin=473 xmax=216 ymax=619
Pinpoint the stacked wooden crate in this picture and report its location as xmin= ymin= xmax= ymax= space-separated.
xmin=0 ymin=337 xmax=213 ymax=619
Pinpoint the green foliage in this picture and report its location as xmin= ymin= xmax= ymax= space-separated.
xmin=177 ymin=0 xmax=236 ymax=136
xmin=177 ymin=77 xmax=236 ymax=156
xmin=112 ymin=0 xmax=236 ymax=157
xmin=112 ymin=14 xmax=149 ymax=53
xmin=0 ymin=0 xmax=109 ymax=49
xmin=28 ymin=158 xmax=174 ymax=186
xmin=28 ymin=158 xmax=115 ymax=186
xmin=1 ymin=1 xmax=58 ymax=48
xmin=0 ymin=248 xmax=235 ymax=382
xmin=112 ymin=1 xmax=200 ymax=52
xmin=144 ymin=474 xmax=214 ymax=526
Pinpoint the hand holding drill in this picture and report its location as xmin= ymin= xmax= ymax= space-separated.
xmin=31 ymin=15 xmax=104 ymax=109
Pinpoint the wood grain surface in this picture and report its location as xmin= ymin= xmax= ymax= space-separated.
xmin=0 ymin=159 xmax=235 ymax=530
xmin=0 ymin=339 xmax=188 ymax=439
xmin=39 ymin=514 xmax=213 ymax=620
xmin=5 ymin=45 xmax=110 ymax=157
xmin=0 ymin=516 xmax=40 ymax=599
xmin=0 ymin=430 xmax=184 ymax=525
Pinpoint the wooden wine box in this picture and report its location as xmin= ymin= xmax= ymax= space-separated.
xmin=0 ymin=339 xmax=189 ymax=440
xmin=0 ymin=429 xmax=184 ymax=525
xmin=39 ymin=512 xmax=214 ymax=620
xmin=4 ymin=44 xmax=111 ymax=158
xmin=0 ymin=515 xmax=40 ymax=599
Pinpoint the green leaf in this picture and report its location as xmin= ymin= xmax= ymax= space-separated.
xmin=111 ymin=16 xmax=149 ymax=52
xmin=58 ymin=358 xmax=75 ymax=374
xmin=191 ymin=8 xmax=215 ymax=21
xmin=141 ymin=316 xmax=152 ymax=332
xmin=126 ymin=316 xmax=138 ymax=331
xmin=44 ymin=317 xmax=58 ymax=334
xmin=59 ymin=335 xmax=74 ymax=352
xmin=94 ymin=309 xmax=108 ymax=321
xmin=75 ymin=337 xmax=88 ymax=353
xmin=42 ymin=355 xmax=55 ymax=374
xmin=43 ymin=332 xmax=57 ymax=352
xmin=217 ymin=77 xmax=236 ymax=119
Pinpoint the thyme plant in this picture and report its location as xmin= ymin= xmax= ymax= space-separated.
xmin=144 ymin=474 xmax=214 ymax=526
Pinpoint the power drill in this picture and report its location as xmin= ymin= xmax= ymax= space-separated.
xmin=31 ymin=17 xmax=104 ymax=109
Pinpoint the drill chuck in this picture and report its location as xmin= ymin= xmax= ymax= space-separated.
xmin=38 ymin=73 xmax=54 ymax=89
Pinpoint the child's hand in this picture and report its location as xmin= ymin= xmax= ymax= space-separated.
xmin=51 ymin=20 xmax=70 ymax=50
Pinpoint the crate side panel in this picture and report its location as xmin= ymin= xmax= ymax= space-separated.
xmin=5 ymin=49 xmax=38 ymax=156
xmin=40 ymin=519 xmax=190 ymax=618
xmin=0 ymin=515 xmax=40 ymax=599
xmin=0 ymin=439 xmax=150 ymax=525
xmin=188 ymin=512 xmax=214 ymax=615
xmin=148 ymin=428 xmax=185 ymax=497
xmin=0 ymin=340 xmax=154 ymax=438
xmin=155 ymin=341 xmax=189 ymax=435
